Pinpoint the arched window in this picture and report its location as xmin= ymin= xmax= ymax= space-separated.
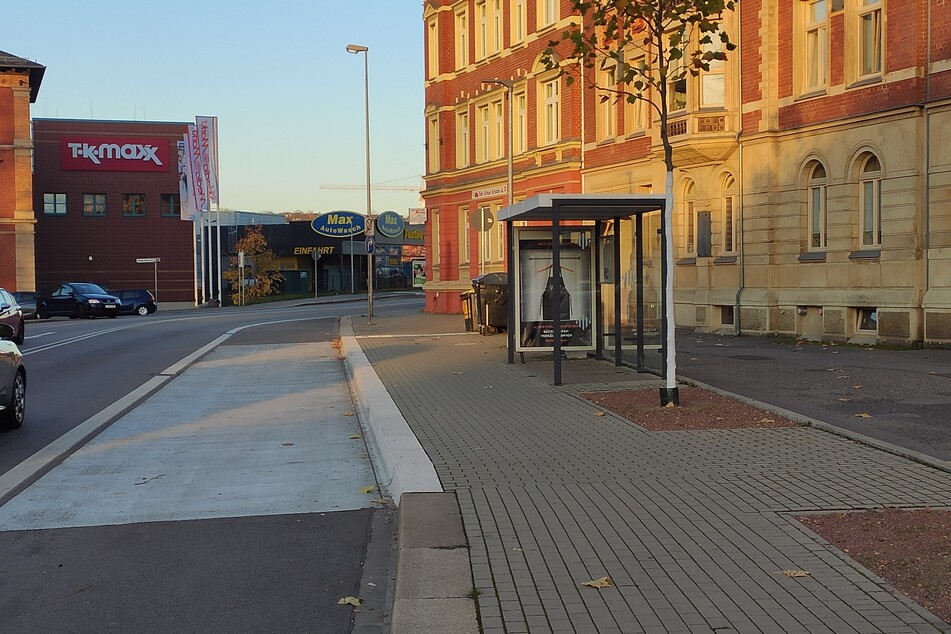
xmin=859 ymin=154 xmax=882 ymax=248
xmin=684 ymin=180 xmax=697 ymax=256
xmin=722 ymin=175 xmax=737 ymax=253
xmin=807 ymin=161 xmax=828 ymax=249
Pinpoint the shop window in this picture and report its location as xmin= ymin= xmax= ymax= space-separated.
xmin=122 ymin=193 xmax=146 ymax=217
xmin=44 ymin=193 xmax=67 ymax=216
xmin=83 ymin=193 xmax=106 ymax=217
xmin=161 ymin=194 xmax=181 ymax=217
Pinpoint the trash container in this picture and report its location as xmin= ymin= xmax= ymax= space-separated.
xmin=471 ymin=272 xmax=508 ymax=334
xmin=460 ymin=290 xmax=476 ymax=332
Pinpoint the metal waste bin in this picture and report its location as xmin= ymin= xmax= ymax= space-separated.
xmin=460 ymin=290 xmax=476 ymax=332
xmin=471 ymin=273 xmax=508 ymax=335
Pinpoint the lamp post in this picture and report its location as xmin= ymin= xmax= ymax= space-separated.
xmin=480 ymin=79 xmax=514 ymax=264
xmin=347 ymin=43 xmax=373 ymax=322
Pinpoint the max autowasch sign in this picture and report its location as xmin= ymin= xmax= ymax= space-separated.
xmin=375 ymin=211 xmax=405 ymax=238
xmin=311 ymin=211 xmax=366 ymax=237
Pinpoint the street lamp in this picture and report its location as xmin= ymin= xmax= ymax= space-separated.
xmin=347 ymin=42 xmax=373 ymax=323
xmin=480 ymin=79 xmax=514 ymax=270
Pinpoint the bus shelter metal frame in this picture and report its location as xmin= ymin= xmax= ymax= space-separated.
xmin=498 ymin=194 xmax=669 ymax=386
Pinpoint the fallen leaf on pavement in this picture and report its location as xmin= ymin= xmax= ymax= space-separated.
xmin=782 ymin=570 xmax=811 ymax=578
xmin=852 ymin=385 xmax=863 ymax=389
xmin=837 ymin=398 xmax=852 ymax=402
xmin=593 ymin=411 xmax=605 ymax=417
xmin=855 ymin=413 xmax=873 ymax=418
xmin=581 ymin=576 xmax=613 ymax=589
xmin=664 ymin=402 xmax=675 ymax=408
xmin=360 ymin=486 xmax=375 ymax=495
xmin=483 ymin=385 xmax=493 ymax=389
xmin=367 ymin=582 xmax=377 ymax=587
xmin=370 ymin=498 xmax=391 ymax=505
xmin=759 ymin=418 xmax=775 ymax=424
xmin=338 ymin=597 xmax=363 ymax=606
xmin=343 ymin=411 xmax=355 ymax=416
xmin=350 ymin=434 xmax=361 ymax=439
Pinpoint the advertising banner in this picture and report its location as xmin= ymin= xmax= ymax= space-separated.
xmin=60 ymin=137 xmax=170 ymax=172
xmin=185 ymin=125 xmax=208 ymax=214
xmin=195 ymin=116 xmax=218 ymax=203
xmin=515 ymin=227 xmax=595 ymax=352
xmin=177 ymin=140 xmax=196 ymax=221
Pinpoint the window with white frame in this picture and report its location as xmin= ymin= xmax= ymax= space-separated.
xmin=477 ymin=104 xmax=490 ymax=163
xmin=539 ymin=0 xmax=558 ymax=28
xmin=431 ymin=209 xmax=441 ymax=269
xmin=493 ymin=100 xmax=504 ymax=159
xmin=490 ymin=203 xmax=505 ymax=261
xmin=860 ymin=154 xmax=882 ymax=248
xmin=722 ymin=175 xmax=737 ymax=253
xmin=623 ymin=57 xmax=647 ymax=135
xmin=427 ymin=18 xmax=438 ymax=78
xmin=476 ymin=0 xmax=488 ymax=60
xmin=542 ymin=78 xmax=560 ymax=145
xmin=491 ymin=0 xmax=502 ymax=55
xmin=684 ymin=181 xmax=697 ymax=256
xmin=700 ymin=29 xmax=725 ymax=108
xmin=456 ymin=110 xmax=470 ymax=168
xmin=455 ymin=8 xmax=469 ymax=69
xmin=858 ymin=0 xmax=882 ymax=77
xmin=512 ymin=0 xmax=526 ymax=44
xmin=428 ymin=115 xmax=440 ymax=173
xmin=514 ymin=92 xmax=527 ymax=153
xmin=807 ymin=162 xmax=828 ymax=249
xmin=667 ymin=33 xmax=687 ymax=111
xmin=805 ymin=0 xmax=829 ymax=91
xmin=597 ymin=67 xmax=617 ymax=141
xmin=459 ymin=206 xmax=471 ymax=264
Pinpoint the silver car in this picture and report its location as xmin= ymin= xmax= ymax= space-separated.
xmin=0 ymin=323 xmax=25 ymax=429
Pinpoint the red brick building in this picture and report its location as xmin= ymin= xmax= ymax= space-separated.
xmin=32 ymin=119 xmax=195 ymax=301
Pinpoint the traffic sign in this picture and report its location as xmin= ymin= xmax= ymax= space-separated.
xmin=470 ymin=208 xmax=495 ymax=231
xmin=365 ymin=236 xmax=374 ymax=253
xmin=136 ymin=257 xmax=161 ymax=263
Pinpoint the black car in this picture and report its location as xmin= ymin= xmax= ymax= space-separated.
xmin=36 ymin=283 xmax=119 ymax=319
xmin=11 ymin=291 xmax=36 ymax=320
xmin=0 ymin=288 xmax=25 ymax=345
xmin=114 ymin=289 xmax=158 ymax=316
xmin=0 ymin=322 xmax=25 ymax=429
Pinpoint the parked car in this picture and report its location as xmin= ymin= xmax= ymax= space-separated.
xmin=0 ymin=288 xmax=25 ymax=345
xmin=0 ymin=323 xmax=25 ymax=429
xmin=12 ymin=291 xmax=36 ymax=320
xmin=114 ymin=289 xmax=158 ymax=316
xmin=36 ymin=283 xmax=119 ymax=319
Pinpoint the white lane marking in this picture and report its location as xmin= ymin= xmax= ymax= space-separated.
xmin=24 ymin=332 xmax=54 ymax=341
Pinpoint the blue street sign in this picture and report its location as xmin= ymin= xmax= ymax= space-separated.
xmin=365 ymin=236 xmax=374 ymax=253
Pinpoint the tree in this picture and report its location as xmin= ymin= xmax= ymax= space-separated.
xmin=222 ymin=225 xmax=284 ymax=305
xmin=544 ymin=0 xmax=735 ymax=405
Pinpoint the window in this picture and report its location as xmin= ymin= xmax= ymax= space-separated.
xmin=493 ymin=100 xmax=504 ymax=159
xmin=860 ymin=154 xmax=882 ymax=247
xmin=856 ymin=307 xmax=878 ymax=332
xmin=623 ymin=57 xmax=648 ymax=135
xmin=161 ymin=193 xmax=181 ymax=217
xmin=858 ymin=0 xmax=882 ymax=77
xmin=428 ymin=115 xmax=440 ymax=173
xmin=722 ymin=176 xmax=737 ymax=253
xmin=83 ymin=193 xmax=106 ymax=217
xmin=807 ymin=162 xmax=828 ymax=249
xmin=490 ymin=203 xmax=505 ymax=261
xmin=455 ymin=8 xmax=469 ymax=69
xmin=668 ymin=34 xmax=687 ymax=111
xmin=427 ymin=18 xmax=438 ymax=78
xmin=805 ymin=0 xmax=829 ymax=91
xmin=44 ymin=193 xmax=67 ymax=215
xmin=542 ymin=78 xmax=560 ymax=145
xmin=540 ymin=0 xmax=558 ymax=28
xmin=122 ymin=193 xmax=145 ymax=216
xmin=700 ymin=31 xmax=725 ymax=108
xmin=431 ymin=209 xmax=441 ymax=269
xmin=476 ymin=0 xmax=487 ymax=59
xmin=477 ymin=104 xmax=490 ymax=163
xmin=459 ymin=207 xmax=471 ymax=265
xmin=684 ymin=181 xmax=697 ymax=256
xmin=514 ymin=92 xmax=527 ymax=153
xmin=491 ymin=0 xmax=502 ymax=55
xmin=456 ymin=110 xmax=470 ymax=168
xmin=596 ymin=67 xmax=617 ymax=140
xmin=512 ymin=0 xmax=526 ymax=44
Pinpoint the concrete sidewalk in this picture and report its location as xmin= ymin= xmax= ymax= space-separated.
xmin=347 ymin=309 xmax=951 ymax=634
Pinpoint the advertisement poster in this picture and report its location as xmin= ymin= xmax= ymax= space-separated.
xmin=412 ymin=258 xmax=426 ymax=288
xmin=515 ymin=228 xmax=595 ymax=352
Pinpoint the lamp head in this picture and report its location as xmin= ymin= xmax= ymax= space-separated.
xmin=346 ymin=44 xmax=368 ymax=54
xmin=481 ymin=78 xmax=513 ymax=89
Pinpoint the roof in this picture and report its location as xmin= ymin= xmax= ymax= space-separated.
xmin=0 ymin=50 xmax=46 ymax=102
xmin=497 ymin=193 xmax=667 ymax=223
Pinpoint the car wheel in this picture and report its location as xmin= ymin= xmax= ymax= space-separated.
xmin=37 ymin=307 xmax=49 ymax=320
xmin=137 ymin=305 xmax=149 ymax=316
xmin=76 ymin=304 xmax=89 ymax=319
xmin=13 ymin=319 xmax=24 ymax=345
xmin=1 ymin=370 xmax=25 ymax=430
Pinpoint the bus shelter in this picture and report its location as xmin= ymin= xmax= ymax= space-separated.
xmin=498 ymin=194 xmax=669 ymax=386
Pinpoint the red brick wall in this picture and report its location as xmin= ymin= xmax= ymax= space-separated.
xmin=32 ymin=119 xmax=195 ymax=301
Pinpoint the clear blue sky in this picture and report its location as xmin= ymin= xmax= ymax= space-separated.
xmin=5 ymin=0 xmax=425 ymax=216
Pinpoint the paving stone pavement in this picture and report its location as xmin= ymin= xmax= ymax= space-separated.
xmin=352 ymin=310 xmax=951 ymax=634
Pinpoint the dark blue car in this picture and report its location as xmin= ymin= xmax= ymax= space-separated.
xmin=36 ymin=283 xmax=119 ymax=319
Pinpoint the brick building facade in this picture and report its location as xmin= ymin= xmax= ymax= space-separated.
xmin=423 ymin=0 xmax=951 ymax=346
xmin=32 ymin=119 xmax=195 ymax=301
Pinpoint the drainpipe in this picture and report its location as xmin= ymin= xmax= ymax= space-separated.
xmin=733 ymin=1 xmax=745 ymax=336
xmin=924 ymin=0 xmax=932 ymax=313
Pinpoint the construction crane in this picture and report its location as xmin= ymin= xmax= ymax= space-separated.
xmin=320 ymin=184 xmax=419 ymax=191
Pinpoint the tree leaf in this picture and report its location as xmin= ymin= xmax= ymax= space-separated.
xmin=581 ymin=576 xmax=613 ymax=589
xmin=350 ymin=434 xmax=361 ymax=440
xmin=782 ymin=570 xmax=811 ymax=578
xmin=855 ymin=413 xmax=873 ymax=419
xmin=360 ymin=485 xmax=375 ymax=495
xmin=338 ymin=596 xmax=363 ymax=606
xmin=593 ymin=411 xmax=606 ymax=417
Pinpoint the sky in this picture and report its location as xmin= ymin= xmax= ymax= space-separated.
xmin=4 ymin=0 xmax=425 ymax=216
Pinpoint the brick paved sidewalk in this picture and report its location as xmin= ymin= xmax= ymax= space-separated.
xmin=352 ymin=309 xmax=951 ymax=634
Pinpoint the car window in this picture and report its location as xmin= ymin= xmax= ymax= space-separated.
xmin=72 ymin=283 xmax=108 ymax=294
xmin=0 ymin=290 xmax=11 ymax=304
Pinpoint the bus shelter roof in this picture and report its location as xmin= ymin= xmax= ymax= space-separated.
xmin=498 ymin=193 xmax=667 ymax=223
